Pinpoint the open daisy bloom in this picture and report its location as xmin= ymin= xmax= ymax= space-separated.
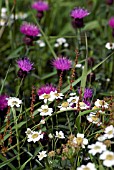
xmin=38 ymin=104 xmax=53 ymax=116
xmin=7 ymin=97 xmax=22 ymax=108
xmin=77 ymin=162 xmax=97 ymax=170
xmin=37 ymin=151 xmax=47 ymax=161
xmin=73 ymin=133 xmax=88 ymax=148
xmin=27 ymin=130 xmax=43 ymax=143
xmin=100 ymin=150 xmax=114 ymax=167
xmin=55 ymin=131 xmax=65 ymax=139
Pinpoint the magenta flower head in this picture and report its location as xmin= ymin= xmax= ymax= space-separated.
xmin=52 ymin=56 xmax=72 ymax=71
xmin=106 ymin=0 xmax=113 ymax=5
xmin=0 ymin=94 xmax=8 ymax=110
xmin=84 ymin=88 xmax=93 ymax=99
xmin=109 ymin=17 xmax=114 ymax=29
xmin=37 ymin=84 xmax=56 ymax=96
xmin=32 ymin=1 xmax=49 ymax=12
xmin=70 ymin=7 xmax=90 ymax=28
xmin=17 ymin=57 xmax=34 ymax=78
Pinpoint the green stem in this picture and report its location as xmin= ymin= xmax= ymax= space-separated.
xmin=66 ymin=111 xmax=72 ymax=134
xmin=12 ymin=108 xmax=20 ymax=168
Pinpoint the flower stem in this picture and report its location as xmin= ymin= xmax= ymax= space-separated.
xmin=12 ymin=108 xmax=20 ymax=168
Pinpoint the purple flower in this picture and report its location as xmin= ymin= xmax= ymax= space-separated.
xmin=84 ymin=88 xmax=93 ymax=99
xmin=20 ymin=22 xmax=40 ymax=37
xmin=37 ymin=84 xmax=56 ymax=96
xmin=52 ymin=56 xmax=72 ymax=71
xmin=0 ymin=95 xmax=8 ymax=110
xmin=109 ymin=17 xmax=114 ymax=28
xmin=17 ymin=58 xmax=34 ymax=72
xmin=70 ymin=7 xmax=90 ymax=19
xmin=32 ymin=1 xmax=49 ymax=12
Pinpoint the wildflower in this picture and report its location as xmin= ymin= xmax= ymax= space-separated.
xmin=76 ymin=64 xmax=82 ymax=68
xmin=48 ymin=133 xmax=53 ymax=139
xmin=20 ymin=22 xmax=40 ymax=37
xmin=88 ymin=141 xmax=106 ymax=155
xmin=0 ymin=94 xmax=8 ymax=110
xmin=25 ymin=128 xmax=33 ymax=136
xmin=37 ymin=84 xmax=56 ymax=96
xmin=69 ymin=92 xmax=76 ymax=96
xmin=84 ymin=88 xmax=93 ymax=99
xmin=106 ymin=0 xmax=113 ymax=5
xmin=73 ymin=133 xmax=88 ymax=148
xmin=58 ymin=101 xmax=71 ymax=111
xmin=48 ymin=151 xmax=55 ymax=157
xmin=77 ymin=162 xmax=97 ymax=170
xmin=52 ymin=56 xmax=72 ymax=71
xmin=67 ymin=96 xmax=79 ymax=106
xmin=86 ymin=113 xmax=102 ymax=125
xmin=75 ymin=102 xmax=89 ymax=110
xmin=40 ymin=119 xmax=45 ymax=124
xmin=36 ymin=40 xmax=45 ymax=47
xmin=109 ymin=17 xmax=114 ymax=29
xmin=70 ymin=7 xmax=90 ymax=28
xmin=38 ymin=105 xmax=53 ymax=116
xmin=104 ymin=125 xmax=114 ymax=139
xmin=17 ymin=57 xmax=33 ymax=72
xmin=100 ymin=150 xmax=114 ymax=167
xmin=94 ymin=99 xmax=109 ymax=109
xmin=37 ymin=151 xmax=47 ymax=161
xmin=105 ymin=42 xmax=114 ymax=50
xmin=7 ymin=97 xmax=22 ymax=108
xmin=51 ymin=91 xmax=64 ymax=99
xmin=32 ymin=1 xmax=49 ymax=12
xmin=97 ymin=135 xmax=107 ymax=142
xmin=56 ymin=37 xmax=66 ymax=45
xmin=55 ymin=131 xmax=65 ymax=139
xmin=27 ymin=130 xmax=43 ymax=143
xmin=39 ymin=93 xmax=55 ymax=103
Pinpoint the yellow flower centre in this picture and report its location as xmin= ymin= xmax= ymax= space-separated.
xmin=94 ymin=146 xmax=101 ymax=150
xmin=106 ymin=154 xmax=114 ymax=160
xmin=32 ymin=134 xmax=39 ymax=139
xmin=44 ymin=94 xmax=50 ymax=99
xmin=42 ymin=109 xmax=48 ymax=113
xmin=76 ymin=137 xmax=83 ymax=145
xmin=79 ymin=102 xmax=85 ymax=107
xmin=91 ymin=116 xmax=98 ymax=122
xmin=71 ymin=99 xmax=76 ymax=103
xmin=83 ymin=167 xmax=90 ymax=170
xmin=108 ymin=130 xmax=113 ymax=135
xmin=12 ymin=101 xmax=18 ymax=105
xmin=62 ymin=102 xmax=69 ymax=108
xmin=54 ymin=93 xmax=60 ymax=97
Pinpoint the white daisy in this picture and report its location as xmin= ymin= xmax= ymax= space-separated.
xmin=75 ymin=64 xmax=82 ymax=68
xmin=40 ymin=119 xmax=45 ymax=124
xmin=77 ymin=162 xmax=97 ymax=170
xmin=7 ymin=97 xmax=22 ymax=108
xmin=105 ymin=42 xmax=114 ymax=50
xmin=67 ymin=96 xmax=79 ymax=106
xmin=86 ymin=113 xmax=102 ymax=126
xmin=58 ymin=101 xmax=71 ymax=111
xmin=39 ymin=93 xmax=55 ymax=103
xmin=38 ymin=105 xmax=53 ymax=116
xmin=27 ymin=130 xmax=43 ymax=143
xmin=64 ymin=43 xmax=69 ymax=47
xmin=25 ymin=128 xmax=33 ymax=136
xmin=75 ymin=102 xmax=89 ymax=110
xmin=55 ymin=131 xmax=65 ymax=139
xmin=73 ymin=133 xmax=88 ymax=148
xmin=88 ymin=142 xmax=106 ymax=156
xmin=36 ymin=40 xmax=45 ymax=47
xmin=37 ymin=151 xmax=47 ymax=161
xmin=94 ymin=99 xmax=108 ymax=109
xmin=56 ymin=37 xmax=66 ymax=45
xmin=97 ymin=135 xmax=107 ymax=142
xmin=48 ymin=133 xmax=53 ymax=139
xmin=104 ymin=125 xmax=114 ymax=139
xmin=50 ymin=91 xmax=64 ymax=99
xmin=100 ymin=150 xmax=114 ymax=167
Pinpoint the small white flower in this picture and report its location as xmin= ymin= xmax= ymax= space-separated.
xmin=94 ymin=99 xmax=108 ymax=109
xmin=37 ymin=151 xmax=47 ymax=161
xmin=97 ymin=135 xmax=107 ymax=142
xmin=75 ymin=102 xmax=89 ymax=110
xmin=7 ymin=97 xmax=22 ymax=108
xmin=106 ymin=78 xmax=110 ymax=82
xmin=86 ymin=113 xmax=102 ymax=126
xmin=75 ymin=64 xmax=82 ymax=68
xmin=105 ymin=42 xmax=114 ymax=50
xmin=40 ymin=119 xmax=45 ymax=124
xmin=54 ymin=43 xmax=59 ymax=47
xmin=38 ymin=105 xmax=53 ymax=116
xmin=25 ymin=128 xmax=33 ymax=135
xmin=56 ymin=37 xmax=66 ymax=45
xmin=88 ymin=142 xmax=106 ymax=156
xmin=50 ymin=91 xmax=64 ymax=99
xmin=58 ymin=101 xmax=71 ymax=111
xmin=100 ymin=150 xmax=114 ymax=167
xmin=73 ymin=133 xmax=88 ymax=148
xmin=55 ymin=131 xmax=65 ymax=139
xmin=39 ymin=93 xmax=55 ymax=103
xmin=64 ymin=43 xmax=69 ymax=47
xmin=48 ymin=133 xmax=53 ymax=139
xmin=36 ymin=40 xmax=45 ymax=47
xmin=104 ymin=125 xmax=114 ymax=139
xmin=69 ymin=93 xmax=76 ymax=96
xmin=77 ymin=162 xmax=97 ymax=170
xmin=67 ymin=96 xmax=79 ymax=106
xmin=27 ymin=130 xmax=43 ymax=143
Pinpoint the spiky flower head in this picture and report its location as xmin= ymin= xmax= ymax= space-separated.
xmin=52 ymin=56 xmax=72 ymax=71
xmin=84 ymin=88 xmax=93 ymax=99
xmin=32 ymin=1 xmax=49 ymax=12
xmin=37 ymin=84 xmax=56 ymax=96
xmin=0 ymin=94 xmax=8 ymax=110
xmin=108 ymin=17 xmax=114 ymax=28
xmin=20 ymin=22 xmax=40 ymax=37
xmin=17 ymin=57 xmax=34 ymax=73
xmin=70 ymin=7 xmax=90 ymax=19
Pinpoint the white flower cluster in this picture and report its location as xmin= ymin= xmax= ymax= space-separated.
xmin=7 ymin=97 xmax=22 ymax=108
xmin=54 ymin=37 xmax=69 ymax=48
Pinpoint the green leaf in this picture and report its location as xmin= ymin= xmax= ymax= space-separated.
xmin=20 ymin=157 xmax=32 ymax=170
xmin=7 ymin=46 xmax=24 ymax=60
xmin=83 ymin=20 xmax=100 ymax=31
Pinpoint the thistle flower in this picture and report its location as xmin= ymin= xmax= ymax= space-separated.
xmin=52 ymin=56 xmax=72 ymax=71
xmin=37 ymin=84 xmax=56 ymax=96
xmin=32 ymin=1 xmax=49 ymax=12
xmin=109 ymin=17 xmax=114 ymax=28
xmin=17 ymin=57 xmax=34 ymax=72
xmin=20 ymin=22 xmax=40 ymax=37
xmin=84 ymin=88 xmax=93 ymax=99
xmin=0 ymin=94 xmax=8 ymax=110
xmin=70 ymin=7 xmax=90 ymax=28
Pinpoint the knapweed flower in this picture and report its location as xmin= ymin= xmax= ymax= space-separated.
xmin=109 ymin=17 xmax=114 ymax=29
xmin=84 ymin=88 xmax=93 ymax=99
xmin=104 ymin=125 xmax=114 ymax=139
xmin=38 ymin=105 xmax=53 ymax=116
xmin=73 ymin=133 xmax=88 ymax=148
xmin=7 ymin=97 xmax=22 ymax=108
xmin=27 ymin=130 xmax=43 ymax=143
xmin=37 ymin=84 xmax=56 ymax=96
xmin=37 ymin=151 xmax=47 ymax=161
xmin=94 ymin=99 xmax=109 ymax=109
xmin=52 ymin=56 xmax=72 ymax=71
xmin=0 ymin=94 xmax=8 ymax=110
xmin=32 ymin=1 xmax=49 ymax=12
xmin=77 ymin=162 xmax=97 ymax=170
xmin=105 ymin=42 xmax=114 ymax=50
xmin=55 ymin=131 xmax=65 ymax=139
xmin=20 ymin=22 xmax=40 ymax=37
xmin=17 ymin=57 xmax=34 ymax=72
xmin=70 ymin=7 xmax=90 ymax=28
xmin=100 ymin=150 xmax=114 ymax=167
xmin=88 ymin=142 xmax=106 ymax=155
